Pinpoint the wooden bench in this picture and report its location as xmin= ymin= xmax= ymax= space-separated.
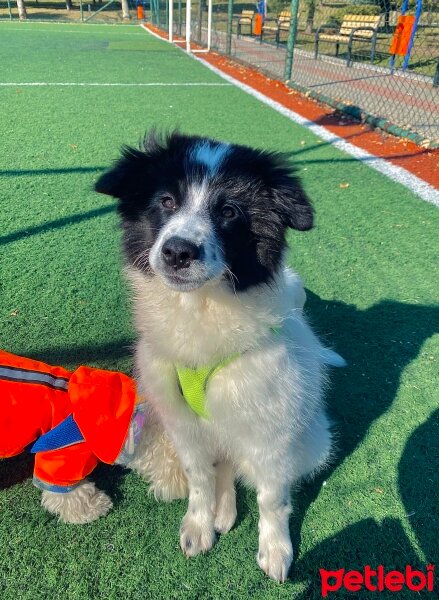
xmin=260 ymin=10 xmax=291 ymax=47
xmin=315 ymin=14 xmax=380 ymax=66
xmin=237 ymin=10 xmax=255 ymax=37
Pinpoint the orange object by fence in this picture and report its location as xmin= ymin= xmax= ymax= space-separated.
xmin=254 ymin=14 xmax=263 ymax=36
xmin=137 ymin=5 xmax=145 ymax=20
xmin=389 ymin=15 xmax=415 ymax=55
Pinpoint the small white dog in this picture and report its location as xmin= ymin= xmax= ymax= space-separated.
xmin=96 ymin=131 xmax=344 ymax=581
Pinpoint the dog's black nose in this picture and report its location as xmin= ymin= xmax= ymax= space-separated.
xmin=162 ymin=237 xmax=200 ymax=270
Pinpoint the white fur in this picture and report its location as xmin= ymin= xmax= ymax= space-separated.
xmin=41 ymin=480 xmax=113 ymax=524
xmin=130 ymin=265 xmax=332 ymax=581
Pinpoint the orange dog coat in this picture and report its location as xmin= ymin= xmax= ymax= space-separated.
xmin=0 ymin=350 xmax=141 ymax=493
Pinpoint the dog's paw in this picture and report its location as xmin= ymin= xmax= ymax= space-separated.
xmin=257 ymin=536 xmax=293 ymax=582
xmin=214 ymin=492 xmax=237 ymax=534
xmin=41 ymin=481 xmax=113 ymax=524
xmin=180 ymin=512 xmax=216 ymax=557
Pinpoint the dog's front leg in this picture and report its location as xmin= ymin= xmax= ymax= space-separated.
xmin=177 ymin=444 xmax=217 ymax=557
xmin=134 ymin=352 xmax=216 ymax=555
xmin=256 ymin=479 xmax=293 ymax=582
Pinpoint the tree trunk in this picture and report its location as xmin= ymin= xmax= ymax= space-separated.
xmin=427 ymin=0 xmax=432 ymax=25
xmin=16 ymin=0 xmax=27 ymax=19
xmin=66 ymin=0 xmax=73 ymax=9
xmin=379 ymin=0 xmax=391 ymax=32
xmin=305 ymin=0 xmax=316 ymax=34
xmin=121 ymin=0 xmax=130 ymax=19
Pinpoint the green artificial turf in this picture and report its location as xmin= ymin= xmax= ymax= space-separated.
xmin=0 ymin=22 xmax=438 ymax=600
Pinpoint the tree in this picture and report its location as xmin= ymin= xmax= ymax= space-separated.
xmin=305 ymin=0 xmax=316 ymax=34
xmin=378 ymin=0 xmax=391 ymax=31
xmin=121 ymin=0 xmax=130 ymax=19
xmin=16 ymin=0 xmax=27 ymax=19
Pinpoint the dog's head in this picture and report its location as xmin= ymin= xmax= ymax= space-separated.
xmin=95 ymin=130 xmax=313 ymax=292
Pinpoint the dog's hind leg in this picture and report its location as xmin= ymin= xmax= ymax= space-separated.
xmin=214 ymin=461 xmax=237 ymax=534
xmin=294 ymin=410 xmax=333 ymax=479
xmin=128 ymin=408 xmax=188 ymax=501
xmin=41 ymin=480 xmax=113 ymax=524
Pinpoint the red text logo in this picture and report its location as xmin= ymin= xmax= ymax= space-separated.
xmin=320 ymin=564 xmax=435 ymax=596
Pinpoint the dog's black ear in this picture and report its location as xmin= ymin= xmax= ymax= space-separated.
xmin=267 ymin=154 xmax=314 ymax=231
xmin=273 ymin=180 xmax=314 ymax=231
xmin=95 ymin=146 xmax=147 ymax=199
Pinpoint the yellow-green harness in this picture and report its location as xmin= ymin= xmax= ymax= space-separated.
xmin=176 ymin=354 xmax=239 ymax=419
xmin=176 ymin=327 xmax=282 ymax=418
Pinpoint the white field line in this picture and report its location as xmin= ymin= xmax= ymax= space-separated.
xmin=142 ymin=24 xmax=439 ymax=207
xmin=0 ymin=82 xmax=231 ymax=87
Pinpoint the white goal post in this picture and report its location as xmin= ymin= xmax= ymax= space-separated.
xmin=168 ymin=0 xmax=213 ymax=53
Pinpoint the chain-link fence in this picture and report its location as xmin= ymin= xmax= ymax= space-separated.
xmin=154 ymin=0 xmax=439 ymax=145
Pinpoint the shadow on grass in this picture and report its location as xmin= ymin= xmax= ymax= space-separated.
xmin=0 ymin=204 xmax=115 ymax=246
xmin=283 ymin=128 xmax=428 ymax=166
xmin=26 ymin=338 xmax=135 ymax=369
xmin=399 ymin=407 xmax=439 ymax=564
xmin=0 ymin=165 xmax=114 ymax=247
xmin=0 ymin=452 xmax=34 ymax=490
xmin=289 ymin=292 xmax=439 ymax=585
xmin=0 ymin=167 xmax=105 ymax=177
xmin=92 ymin=463 xmax=129 ymax=508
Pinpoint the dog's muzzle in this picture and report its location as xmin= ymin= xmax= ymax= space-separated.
xmin=161 ymin=236 xmax=201 ymax=271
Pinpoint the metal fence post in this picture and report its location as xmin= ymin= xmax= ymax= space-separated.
xmin=151 ymin=0 xmax=156 ymax=25
xmin=185 ymin=0 xmax=191 ymax=51
xmin=169 ymin=0 xmax=173 ymax=41
xmin=197 ymin=0 xmax=202 ymax=43
xmin=226 ymin=0 xmax=233 ymax=55
xmin=284 ymin=0 xmax=300 ymax=81
xmin=178 ymin=0 xmax=182 ymax=35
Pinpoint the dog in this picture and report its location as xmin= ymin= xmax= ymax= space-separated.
xmin=95 ymin=130 xmax=344 ymax=581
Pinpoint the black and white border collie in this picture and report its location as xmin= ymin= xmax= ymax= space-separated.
xmin=95 ymin=130 xmax=341 ymax=582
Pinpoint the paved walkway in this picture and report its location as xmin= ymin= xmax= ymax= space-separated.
xmin=202 ymin=28 xmax=439 ymax=144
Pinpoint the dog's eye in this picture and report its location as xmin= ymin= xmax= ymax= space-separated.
xmin=161 ymin=195 xmax=177 ymax=210
xmin=221 ymin=206 xmax=237 ymax=219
